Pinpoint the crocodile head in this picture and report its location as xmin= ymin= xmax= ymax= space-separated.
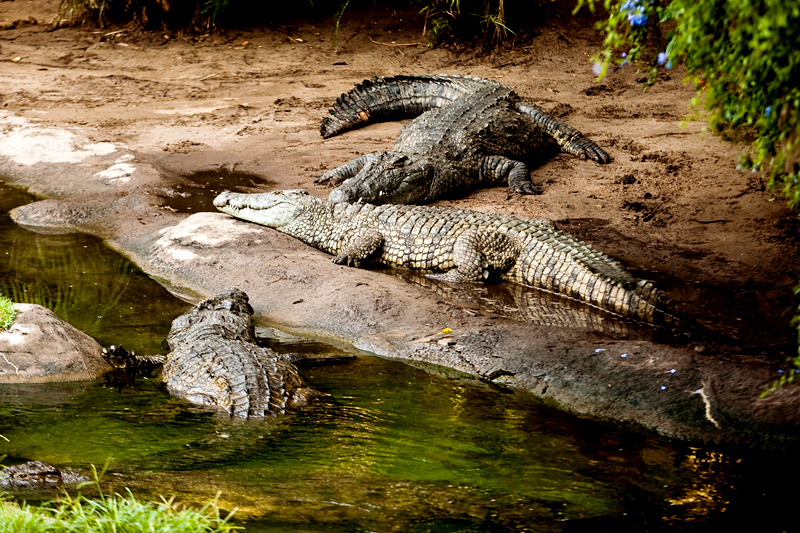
xmin=214 ymin=189 xmax=310 ymax=228
xmin=329 ymin=152 xmax=446 ymax=205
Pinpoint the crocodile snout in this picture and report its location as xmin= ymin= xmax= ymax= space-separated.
xmin=213 ymin=191 xmax=232 ymax=208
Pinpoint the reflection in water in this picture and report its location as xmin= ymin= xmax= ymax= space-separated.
xmin=664 ymin=448 xmax=731 ymax=521
xmin=399 ymin=271 xmax=679 ymax=342
xmin=0 ymin=184 xmax=190 ymax=353
xmin=0 ymin=181 xmax=794 ymax=531
xmin=1 ymin=355 xmax=793 ymax=531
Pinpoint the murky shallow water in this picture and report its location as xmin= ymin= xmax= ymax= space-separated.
xmin=0 ymin=182 xmax=794 ymax=531
xmin=157 ymin=169 xmax=274 ymax=213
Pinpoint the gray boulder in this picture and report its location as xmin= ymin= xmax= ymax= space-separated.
xmin=0 ymin=304 xmax=108 ymax=383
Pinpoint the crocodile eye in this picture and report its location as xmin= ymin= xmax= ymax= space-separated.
xmin=14 ymin=473 xmax=29 ymax=479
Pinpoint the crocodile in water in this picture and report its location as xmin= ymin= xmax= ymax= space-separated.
xmin=214 ymin=190 xmax=684 ymax=327
xmin=108 ymin=288 xmax=318 ymax=419
xmin=316 ymin=74 xmax=612 ymax=205
xmin=0 ymin=461 xmax=89 ymax=490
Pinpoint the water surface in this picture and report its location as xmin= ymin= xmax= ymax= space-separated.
xmin=0 ymin=181 xmax=793 ymax=532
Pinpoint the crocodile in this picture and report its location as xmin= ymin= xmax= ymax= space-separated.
xmin=0 ymin=461 xmax=88 ymax=490
xmin=214 ymin=190 xmax=684 ymax=327
xmin=316 ymin=74 xmax=612 ymax=205
xmin=109 ymin=288 xmax=318 ymax=419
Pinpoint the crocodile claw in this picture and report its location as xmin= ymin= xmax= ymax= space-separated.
xmin=314 ymin=172 xmax=338 ymax=185
xmin=585 ymin=145 xmax=613 ymax=164
xmin=513 ymin=182 xmax=543 ymax=195
xmin=333 ymin=254 xmax=360 ymax=268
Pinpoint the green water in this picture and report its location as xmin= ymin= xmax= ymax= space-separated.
xmin=0 ymin=184 xmax=190 ymax=353
xmin=0 ymin=182 xmax=794 ymax=531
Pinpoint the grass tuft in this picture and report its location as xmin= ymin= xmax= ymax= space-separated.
xmin=0 ymin=466 xmax=240 ymax=533
xmin=0 ymin=294 xmax=15 ymax=331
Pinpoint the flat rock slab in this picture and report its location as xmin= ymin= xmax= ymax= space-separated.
xmin=0 ymin=304 xmax=108 ymax=383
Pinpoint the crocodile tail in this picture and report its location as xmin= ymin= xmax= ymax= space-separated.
xmin=320 ymin=74 xmax=491 ymax=138
xmin=629 ymin=280 xmax=684 ymax=328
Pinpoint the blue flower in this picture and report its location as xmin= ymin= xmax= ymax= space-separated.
xmin=657 ymin=52 xmax=668 ymax=65
xmin=592 ymin=62 xmax=604 ymax=76
xmin=765 ymin=106 xmax=772 ymax=118
xmin=620 ymin=0 xmax=648 ymax=26
xmin=627 ymin=11 xmax=648 ymax=26
xmin=621 ymin=52 xmax=627 ymax=58
xmin=665 ymin=60 xmax=672 ymax=69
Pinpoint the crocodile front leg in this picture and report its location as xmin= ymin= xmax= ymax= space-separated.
xmin=514 ymin=101 xmax=613 ymax=163
xmin=482 ymin=155 xmax=542 ymax=195
xmin=428 ymin=229 xmax=521 ymax=282
xmin=316 ymin=153 xmax=381 ymax=186
xmin=103 ymin=345 xmax=166 ymax=371
xmin=333 ymin=228 xmax=384 ymax=267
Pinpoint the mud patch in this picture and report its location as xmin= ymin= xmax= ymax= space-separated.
xmin=157 ymin=168 xmax=274 ymax=213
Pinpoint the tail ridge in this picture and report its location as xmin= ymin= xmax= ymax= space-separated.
xmin=320 ymin=74 xmax=495 ymax=138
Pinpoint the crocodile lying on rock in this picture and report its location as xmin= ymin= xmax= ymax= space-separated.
xmin=316 ymin=74 xmax=612 ymax=205
xmin=108 ymin=288 xmax=319 ymax=419
xmin=0 ymin=461 xmax=88 ymax=490
xmin=214 ymin=190 xmax=685 ymax=328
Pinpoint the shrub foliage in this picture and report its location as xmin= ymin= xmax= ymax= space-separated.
xmin=578 ymin=0 xmax=800 ymax=388
xmin=578 ymin=0 xmax=800 ymax=207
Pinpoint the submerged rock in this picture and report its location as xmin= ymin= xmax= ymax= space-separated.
xmin=0 ymin=460 xmax=89 ymax=490
xmin=0 ymin=304 xmax=108 ymax=383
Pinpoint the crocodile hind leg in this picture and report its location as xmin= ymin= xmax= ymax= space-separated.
xmin=514 ymin=101 xmax=612 ymax=163
xmin=428 ymin=229 xmax=522 ymax=282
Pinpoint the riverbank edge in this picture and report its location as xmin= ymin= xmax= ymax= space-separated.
xmin=2 ymin=116 xmax=799 ymax=451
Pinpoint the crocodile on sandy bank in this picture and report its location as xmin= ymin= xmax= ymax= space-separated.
xmin=0 ymin=461 xmax=89 ymax=490
xmin=107 ymin=288 xmax=319 ymax=419
xmin=214 ymin=190 xmax=683 ymax=328
xmin=316 ymin=74 xmax=612 ymax=205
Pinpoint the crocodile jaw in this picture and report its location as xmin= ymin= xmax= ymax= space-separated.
xmin=214 ymin=190 xmax=307 ymax=228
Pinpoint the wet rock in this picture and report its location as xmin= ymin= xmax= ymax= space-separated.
xmin=0 ymin=460 xmax=89 ymax=491
xmin=0 ymin=304 xmax=108 ymax=383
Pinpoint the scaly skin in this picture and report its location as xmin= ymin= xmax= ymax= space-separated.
xmin=214 ymin=190 xmax=682 ymax=327
xmin=316 ymin=74 xmax=612 ymax=205
xmin=109 ymin=289 xmax=317 ymax=419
